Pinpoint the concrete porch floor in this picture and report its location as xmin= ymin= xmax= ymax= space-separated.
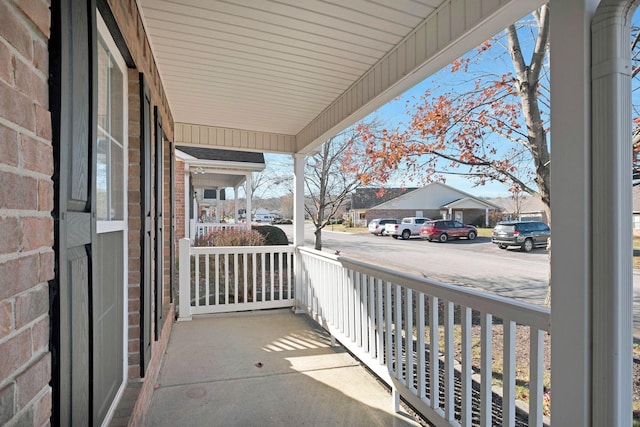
xmin=144 ymin=309 xmax=420 ymax=426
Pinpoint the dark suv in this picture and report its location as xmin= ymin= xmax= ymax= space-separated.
xmin=491 ymin=221 xmax=550 ymax=252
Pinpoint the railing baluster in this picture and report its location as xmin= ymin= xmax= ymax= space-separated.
xmin=194 ymin=253 xmax=200 ymax=306
xmin=355 ymin=272 xmax=362 ymax=347
xmin=349 ymin=269 xmax=355 ymax=341
xmin=376 ymin=279 xmax=384 ymax=365
xmin=444 ymin=300 xmax=454 ymax=421
xmin=234 ymin=253 xmax=239 ymax=304
xmin=368 ymin=275 xmax=375 ymax=357
xmin=529 ymin=327 xmax=545 ymax=427
xmin=241 ymin=253 xmax=246 ymax=303
xmin=385 ymin=282 xmax=393 ymax=375
xmin=261 ymin=252 xmax=266 ymax=302
xmin=429 ymin=296 xmax=439 ymax=410
xmin=395 ymin=284 xmax=403 ymax=383
xmin=406 ymin=289 xmax=414 ymax=391
xmin=270 ymin=252 xmax=275 ymax=302
xmin=503 ymin=319 xmax=516 ymax=427
xmin=215 ymin=253 xmax=219 ymax=305
xmin=252 ymin=252 xmax=257 ymax=303
xmin=278 ymin=250 xmax=283 ymax=301
xmin=205 ymin=255 xmax=210 ymax=307
xmin=480 ymin=312 xmax=493 ymax=427
xmin=417 ymin=292 xmax=426 ymax=401
xmin=224 ymin=254 xmax=229 ymax=304
xmin=461 ymin=306 xmax=472 ymax=427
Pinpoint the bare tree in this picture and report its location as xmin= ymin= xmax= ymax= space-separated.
xmin=305 ymin=125 xmax=375 ymax=250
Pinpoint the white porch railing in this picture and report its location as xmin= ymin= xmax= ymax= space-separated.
xmin=193 ymin=222 xmax=248 ymax=240
xmin=178 ymin=239 xmax=294 ymax=319
xmin=178 ymin=239 xmax=551 ymax=426
xmin=297 ymin=246 xmax=551 ymax=427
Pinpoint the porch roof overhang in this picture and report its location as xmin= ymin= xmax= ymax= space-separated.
xmin=139 ymin=0 xmax=545 ymax=155
xmin=441 ymin=197 xmax=500 ymax=210
xmin=176 ymin=145 xmax=265 ymax=188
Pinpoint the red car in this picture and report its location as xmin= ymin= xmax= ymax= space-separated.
xmin=420 ymin=220 xmax=478 ymax=242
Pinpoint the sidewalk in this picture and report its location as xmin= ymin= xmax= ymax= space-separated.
xmin=145 ymin=310 xmax=420 ymax=426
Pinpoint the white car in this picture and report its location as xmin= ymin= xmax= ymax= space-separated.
xmin=368 ymin=218 xmax=399 ymax=236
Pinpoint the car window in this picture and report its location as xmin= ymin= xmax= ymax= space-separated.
xmin=415 ymin=218 xmax=425 ymax=224
xmin=402 ymin=218 xmax=411 ymax=224
xmin=536 ymin=222 xmax=550 ymax=232
xmin=494 ymin=224 xmax=515 ymax=232
xmin=452 ymin=221 xmax=463 ymax=227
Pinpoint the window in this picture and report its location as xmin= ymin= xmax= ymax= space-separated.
xmin=96 ymin=20 xmax=127 ymax=230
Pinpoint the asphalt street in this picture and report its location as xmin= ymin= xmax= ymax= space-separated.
xmin=276 ymin=223 xmax=640 ymax=338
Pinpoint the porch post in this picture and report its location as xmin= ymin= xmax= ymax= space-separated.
xmin=591 ymin=1 xmax=634 ymax=424
xmin=293 ymin=154 xmax=305 ymax=313
xmin=550 ymin=0 xmax=598 ymax=425
xmin=215 ymin=187 xmax=221 ymax=222
xmin=234 ymin=185 xmax=239 ymax=224
xmin=245 ymin=172 xmax=252 ymax=225
xmin=178 ymin=238 xmax=192 ymax=321
xmin=184 ymin=166 xmax=190 ymax=238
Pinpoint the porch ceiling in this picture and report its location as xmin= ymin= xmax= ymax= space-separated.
xmin=139 ymin=0 xmax=542 ymax=154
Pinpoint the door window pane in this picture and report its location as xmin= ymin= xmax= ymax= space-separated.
xmin=96 ymin=35 xmax=126 ymax=222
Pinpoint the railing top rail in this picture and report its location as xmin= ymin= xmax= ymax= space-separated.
xmin=191 ymin=244 xmax=295 ymax=255
xmin=298 ymin=246 xmax=550 ymax=331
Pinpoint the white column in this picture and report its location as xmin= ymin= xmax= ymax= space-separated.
xmin=293 ymin=154 xmax=305 ymax=246
xmin=234 ymin=185 xmax=239 ymax=224
xmin=184 ymin=168 xmax=191 ymax=239
xmin=591 ymin=2 xmax=633 ymax=425
xmin=550 ymin=1 xmax=598 ymax=425
xmin=293 ymin=154 xmax=306 ymax=314
xmin=245 ymin=173 xmax=252 ymax=226
xmin=215 ymin=187 xmax=221 ymax=222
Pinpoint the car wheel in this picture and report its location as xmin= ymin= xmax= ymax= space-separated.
xmin=467 ymin=231 xmax=477 ymax=240
xmin=401 ymin=230 xmax=411 ymax=240
xmin=392 ymin=235 xmax=398 ymax=239
xmin=499 ymin=244 xmax=508 ymax=249
xmin=521 ymin=238 xmax=534 ymax=252
xmin=438 ymin=233 xmax=448 ymax=243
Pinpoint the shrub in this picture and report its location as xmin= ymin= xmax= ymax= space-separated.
xmin=251 ymin=225 xmax=290 ymax=245
xmin=194 ymin=227 xmax=265 ymax=247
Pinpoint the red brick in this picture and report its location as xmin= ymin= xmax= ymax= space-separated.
xmin=38 ymin=179 xmax=54 ymax=212
xmin=22 ymin=217 xmax=53 ymax=251
xmin=14 ymin=58 xmax=47 ymax=107
xmin=128 ymin=326 xmax=140 ymax=339
xmin=128 ymin=299 xmax=140 ymax=311
xmin=0 ymin=299 xmax=13 ymax=339
xmin=16 ymin=353 xmax=50 ymax=408
xmin=34 ymin=103 xmax=51 ymax=140
xmin=128 ymin=366 xmax=140 ymax=379
xmin=15 ymin=284 xmax=48 ymax=329
xmin=0 ymin=217 xmax=21 ymax=254
xmin=33 ymin=386 xmax=51 ymax=427
xmin=31 ymin=315 xmax=48 ymax=354
xmin=38 ymin=250 xmax=54 ymax=283
xmin=0 ymin=383 xmax=16 ymax=424
xmin=0 ymin=170 xmax=38 ymax=210
xmin=0 ymin=80 xmax=35 ymax=133
xmin=0 ymin=255 xmax=38 ymax=300
xmin=0 ymin=329 xmax=31 ymax=379
xmin=15 ymin=0 xmax=51 ymax=38
xmin=0 ymin=123 xmax=19 ymax=167
xmin=0 ymin=41 xmax=12 ymax=85
xmin=21 ymin=135 xmax=53 ymax=175
xmin=0 ymin=2 xmax=32 ymax=60
xmin=33 ymin=39 xmax=47 ymax=75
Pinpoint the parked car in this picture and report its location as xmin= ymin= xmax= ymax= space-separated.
xmin=273 ymin=218 xmax=292 ymax=224
xmin=420 ymin=220 xmax=477 ymax=242
xmin=368 ymin=218 xmax=399 ymax=236
xmin=491 ymin=220 xmax=550 ymax=252
xmin=385 ymin=217 xmax=431 ymax=240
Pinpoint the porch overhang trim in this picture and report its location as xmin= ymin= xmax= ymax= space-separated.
xmin=175 ymin=122 xmax=295 ymax=154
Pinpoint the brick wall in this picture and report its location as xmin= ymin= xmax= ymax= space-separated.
xmin=0 ymin=1 xmax=53 ymax=426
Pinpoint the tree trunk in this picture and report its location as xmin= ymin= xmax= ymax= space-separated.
xmin=314 ymin=228 xmax=322 ymax=250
